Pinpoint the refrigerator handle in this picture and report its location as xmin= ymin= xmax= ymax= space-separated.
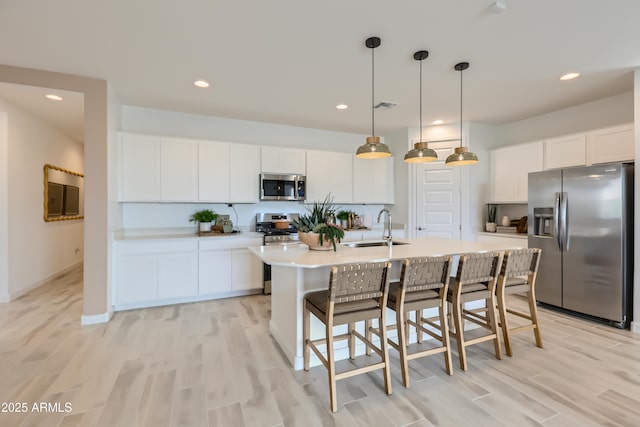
xmin=561 ymin=191 xmax=570 ymax=251
xmin=554 ymin=192 xmax=562 ymax=251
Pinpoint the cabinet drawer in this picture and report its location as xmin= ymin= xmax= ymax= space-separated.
xmin=116 ymin=239 xmax=197 ymax=256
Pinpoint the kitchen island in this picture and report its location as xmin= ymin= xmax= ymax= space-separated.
xmin=249 ymin=237 xmax=525 ymax=370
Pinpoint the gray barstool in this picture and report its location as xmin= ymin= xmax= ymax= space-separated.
xmin=447 ymin=251 xmax=504 ymax=371
xmin=386 ymin=256 xmax=453 ymax=387
xmin=496 ymin=248 xmax=543 ymax=356
xmin=303 ymin=261 xmax=392 ymax=412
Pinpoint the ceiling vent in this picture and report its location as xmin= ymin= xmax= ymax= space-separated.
xmin=373 ymin=101 xmax=398 ymax=110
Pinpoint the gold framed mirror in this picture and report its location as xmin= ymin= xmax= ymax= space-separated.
xmin=44 ymin=164 xmax=84 ymax=222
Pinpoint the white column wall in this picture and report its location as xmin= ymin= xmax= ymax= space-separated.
xmin=632 ymin=70 xmax=640 ymax=334
xmin=0 ymin=113 xmax=8 ymax=302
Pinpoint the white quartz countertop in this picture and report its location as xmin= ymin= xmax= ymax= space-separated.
xmin=113 ymin=227 xmax=262 ymax=241
xmin=249 ymin=237 xmax=526 ymax=268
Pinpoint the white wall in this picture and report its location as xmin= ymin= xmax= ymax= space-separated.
xmin=0 ymin=113 xmax=8 ymax=301
xmin=0 ymin=96 xmax=84 ymax=300
xmin=493 ymin=91 xmax=633 ymax=148
xmin=385 ymin=127 xmax=410 ymax=228
xmin=107 ymin=84 xmax=122 ymax=311
xmin=122 ymin=106 xmax=367 ymax=152
xmin=466 ymin=123 xmax=494 ymax=237
xmin=121 ymin=202 xmax=386 ymax=232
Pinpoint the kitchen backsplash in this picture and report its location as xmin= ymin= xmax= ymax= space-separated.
xmin=121 ymin=202 xmax=387 ymax=230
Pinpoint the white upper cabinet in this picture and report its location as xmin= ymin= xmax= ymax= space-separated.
xmin=229 ymin=143 xmax=260 ymax=203
xmin=490 ymin=141 xmax=543 ymax=203
xmin=119 ymin=133 xmax=161 ymax=201
xmin=544 ymin=133 xmax=586 ymax=169
xmin=198 ymin=140 xmax=230 ymax=202
xmin=261 ymin=146 xmax=306 ymax=174
xmin=120 ymin=133 xmax=261 ymax=204
xmin=353 ymin=157 xmax=394 ymax=204
xmin=161 ymin=137 xmax=198 ymax=202
xmin=305 ymin=150 xmax=353 ymax=203
xmin=587 ymin=123 xmax=634 ymax=165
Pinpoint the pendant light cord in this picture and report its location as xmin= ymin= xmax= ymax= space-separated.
xmin=371 ymin=45 xmax=375 ymax=138
xmin=419 ymin=59 xmax=423 ymax=143
xmin=459 ymin=66 xmax=463 ymax=148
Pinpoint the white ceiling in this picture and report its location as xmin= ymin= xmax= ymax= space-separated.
xmin=0 ymin=83 xmax=84 ymax=142
xmin=0 ymin=0 xmax=638 ymax=141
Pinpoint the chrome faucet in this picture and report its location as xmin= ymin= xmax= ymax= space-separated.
xmin=377 ymin=209 xmax=392 ymax=241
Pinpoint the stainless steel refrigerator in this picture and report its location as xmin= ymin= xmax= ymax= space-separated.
xmin=528 ymin=163 xmax=633 ymax=328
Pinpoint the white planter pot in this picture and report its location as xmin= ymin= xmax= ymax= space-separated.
xmin=199 ymin=222 xmax=212 ymax=232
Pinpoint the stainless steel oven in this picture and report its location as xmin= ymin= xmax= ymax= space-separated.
xmin=260 ymin=174 xmax=305 ymax=201
xmin=256 ymin=213 xmax=300 ymax=294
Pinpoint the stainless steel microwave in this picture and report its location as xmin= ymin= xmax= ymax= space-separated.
xmin=260 ymin=174 xmax=305 ymax=201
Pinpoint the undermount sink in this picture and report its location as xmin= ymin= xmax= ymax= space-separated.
xmin=342 ymin=240 xmax=410 ymax=248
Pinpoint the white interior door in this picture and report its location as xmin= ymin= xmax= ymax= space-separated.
xmin=413 ymin=141 xmax=461 ymax=239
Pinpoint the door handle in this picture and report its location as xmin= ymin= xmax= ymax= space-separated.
xmin=417 ymin=226 xmax=427 ymax=231
xmin=554 ymin=192 xmax=561 ymax=250
xmin=561 ymin=192 xmax=569 ymax=251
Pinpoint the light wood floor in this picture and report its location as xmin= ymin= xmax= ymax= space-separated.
xmin=2 ymin=264 xmax=640 ymax=426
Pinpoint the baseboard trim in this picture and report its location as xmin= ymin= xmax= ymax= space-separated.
xmin=113 ymin=289 xmax=262 ymax=312
xmin=631 ymin=321 xmax=640 ymax=334
xmin=81 ymin=311 xmax=113 ymax=325
xmin=6 ymin=261 xmax=82 ymax=302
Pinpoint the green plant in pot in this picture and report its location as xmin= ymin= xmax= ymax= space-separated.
xmin=336 ymin=210 xmax=355 ymax=229
xmin=190 ymin=209 xmax=218 ymax=232
xmin=292 ymin=195 xmax=345 ymax=251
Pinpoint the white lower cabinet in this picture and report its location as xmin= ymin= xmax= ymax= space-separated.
xmin=157 ymin=252 xmax=198 ymax=299
xmin=198 ymin=247 xmax=262 ymax=295
xmin=115 ymin=254 xmax=157 ymax=305
xmin=231 ymin=248 xmax=263 ymax=291
xmin=115 ymin=239 xmax=198 ymax=308
xmin=199 ymin=250 xmax=232 ymax=294
xmin=115 ymin=237 xmax=264 ymax=309
xmin=198 ymin=236 xmax=263 ymax=297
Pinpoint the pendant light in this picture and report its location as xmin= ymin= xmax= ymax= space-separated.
xmin=445 ymin=62 xmax=479 ymax=166
xmin=356 ymin=36 xmax=391 ymax=159
xmin=404 ymin=50 xmax=438 ymax=163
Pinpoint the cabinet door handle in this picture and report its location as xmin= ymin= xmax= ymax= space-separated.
xmin=417 ymin=226 xmax=427 ymax=231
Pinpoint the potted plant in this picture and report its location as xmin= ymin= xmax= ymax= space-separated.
xmin=292 ymin=194 xmax=345 ymax=251
xmin=190 ymin=209 xmax=218 ymax=232
xmin=336 ymin=210 xmax=354 ymax=229
xmin=486 ymin=204 xmax=497 ymax=232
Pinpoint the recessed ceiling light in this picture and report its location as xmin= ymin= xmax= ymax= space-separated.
xmin=45 ymin=94 xmax=63 ymax=101
xmin=194 ymin=80 xmax=210 ymax=88
xmin=432 ymin=119 xmax=444 ymax=125
xmin=336 ymin=104 xmax=348 ymax=110
xmin=560 ymin=72 xmax=580 ymax=81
